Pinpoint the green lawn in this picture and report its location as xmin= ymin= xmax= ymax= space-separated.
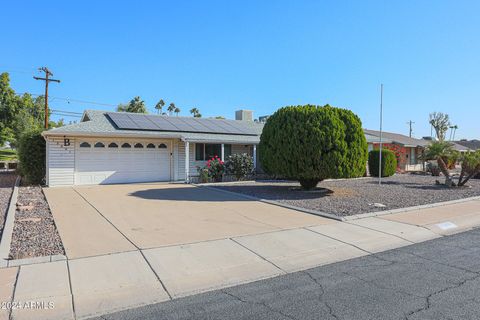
xmin=0 ymin=149 xmax=17 ymax=161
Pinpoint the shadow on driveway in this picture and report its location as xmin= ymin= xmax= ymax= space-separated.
xmin=207 ymin=185 xmax=334 ymax=201
xmin=128 ymin=186 xmax=254 ymax=202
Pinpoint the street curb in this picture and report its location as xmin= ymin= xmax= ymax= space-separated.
xmin=0 ymin=176 xmax=21 ymax=262
xmin=343 ymin=196 xmax=480 ymax=221
xmin=199 ymin=185 xmax=345 ymax=221
xmin=1 ymin=254 xmax=67 ymax=268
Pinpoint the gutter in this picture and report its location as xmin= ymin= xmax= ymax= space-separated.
xmin=42 ymin=131 xmax=185 ymax=140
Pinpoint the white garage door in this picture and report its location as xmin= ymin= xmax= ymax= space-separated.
xmin=75 ymin=140 xmax=171 ymax=185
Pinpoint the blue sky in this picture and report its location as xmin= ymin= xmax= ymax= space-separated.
xmin=2 ymin=1 xmax=479 ymax=139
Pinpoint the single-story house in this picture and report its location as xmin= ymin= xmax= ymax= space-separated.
xmin=364 ymin=129 xmax=429 ymax=172
xmin=42 ymin=109 xmax=263 ymax=186
xmin=365 ymin=129 xmax=473 ymax=172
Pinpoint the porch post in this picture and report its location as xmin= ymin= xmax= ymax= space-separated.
xmin=185 ymin=141 xmax=190 ymax=183
xmin=221 ymin=143 xmax=225 ymax=161
xmin=253 ymin=144 xmax=257 ymax=170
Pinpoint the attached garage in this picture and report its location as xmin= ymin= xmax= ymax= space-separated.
xmin=74 ymin=139 xmax=172 ymax=185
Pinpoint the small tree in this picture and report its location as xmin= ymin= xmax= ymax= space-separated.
xmin=458 ymin=151 xmax=480 ymax=186
xmin=368 ymin=149 xmax=397 ymax=177
xmin=225 ymin=153 xmax=254 ymax=180
xmin=423 ymin=141 xmax=455 ymax=186
xmin=429 ymin=112 xmax=450 ymax=141
xmin=17 ymin=129 xmax=46 ymax=184
xmin=259 ymin=105 xmax=368 ymax=190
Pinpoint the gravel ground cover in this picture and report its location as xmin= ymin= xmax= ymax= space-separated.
xmin=9 ymin=185 xmax=64 ymax=259
xmin=213 ymin=174 xmax=480 ymax=217
xmin=0 ymin=172 xmax=17 ymax=237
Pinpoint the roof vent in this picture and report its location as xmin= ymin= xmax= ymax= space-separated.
xmin=235 ymin=110 xmax=253 ymax=121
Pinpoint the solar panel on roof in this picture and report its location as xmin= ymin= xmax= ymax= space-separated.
xmin=190 ymin=118 xmax=214 ymax=131
xmin=105 ymin=112 xmax=258 ymax=136
xmin=107 ymin=113 xmax=142 ymax=129
xmin=150 ymin=117 xmax=181 ymax=131
xmin=125 ymin=114 xmax=160 ymax=130
xmin=217 ymin=119 xmax=250 ymax=134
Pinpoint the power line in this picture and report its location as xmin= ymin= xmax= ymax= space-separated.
xmin=51 ymin=112 xmax=82 ymax=118
xmin=0 ymin=66 xmax=38 ymax=75
xmin=50 ymin=109 xmax=83 ymax=115
xmin=18 ymin=92 xmax=117 ymax=107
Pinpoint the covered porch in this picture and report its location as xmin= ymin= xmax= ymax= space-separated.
xmin=182 ymin=140 xmax=258 ymax=183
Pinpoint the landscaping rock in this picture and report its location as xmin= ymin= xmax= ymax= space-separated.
xmin=9 ymin=185 xmax=65 ymax=260
xmin=214 ymin=174 xmax=480 ymax=217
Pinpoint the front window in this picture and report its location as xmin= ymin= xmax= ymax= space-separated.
xmin=195 ymin=143 xmax=231 ymax=160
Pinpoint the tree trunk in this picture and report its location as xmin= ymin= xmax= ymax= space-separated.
xmin=458 ymin=166 xmax=480 ymax=187
xmin=437 ymin=157 xmax=453 ymax=186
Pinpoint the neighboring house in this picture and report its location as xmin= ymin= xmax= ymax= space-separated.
xmin=455 ymin=139 xmax=480 ymax=151
xmin=364 ymin=129 xmax=473 ymax=172
xmin=364 ymin=129 xmax=429 ymax=172
xmin=42 ymin=109 xmax=262 ymax=186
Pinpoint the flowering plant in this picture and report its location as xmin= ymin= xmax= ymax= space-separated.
xmin=206 ymin=155 xmax=225 ymax=182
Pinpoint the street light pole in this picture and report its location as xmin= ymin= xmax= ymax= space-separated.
xmin=378 ymin=84 xmax=384 ymax=185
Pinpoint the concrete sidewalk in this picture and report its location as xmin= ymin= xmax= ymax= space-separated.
xmin=2 ymin=199 xmax=479 ymax=320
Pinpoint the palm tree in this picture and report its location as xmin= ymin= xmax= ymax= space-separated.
xmin=189 ymin=108 xmax=201 ymax=118
xmin=452 ymin=125 xmax=458 ymax=141
xmin=423 ymin=141 xmax=455 ymax=186
xmin=116 ymin=96 xmax=147 ymax=113
xmin=167 ymin=103 xmax=176 ymax=116
xmin=458 ymin=150 xmax=480 ymax=186
xmin=155 ymin=99 xmax=165 ymax=114
xmin=174 ymin=107 xmax=181 ymax=116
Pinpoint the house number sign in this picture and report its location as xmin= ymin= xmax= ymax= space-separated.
xmin=63 ymin=136 xmax=70 ymax=147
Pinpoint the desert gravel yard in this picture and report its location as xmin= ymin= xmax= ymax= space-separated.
xmin=213 ymin=174 xmax=480 ymax=217
xmin=0 ymin=172 xmax=17 ymax=237
xmin=9 ymin=185 xmax=64 ymax=260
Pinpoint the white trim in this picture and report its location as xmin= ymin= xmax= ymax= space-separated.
xmin=221 ymin=143 xmax=225 ymax=161
xmin=253 ymin=144 xmax=257 ymax=169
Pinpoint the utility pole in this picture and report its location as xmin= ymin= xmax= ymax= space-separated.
xmin=33 ymin=67 xmax=61 ymax=129
xmin=407 ymin=120 xmax=415 ymax=137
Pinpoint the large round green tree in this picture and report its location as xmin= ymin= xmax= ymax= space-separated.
xmin=259 ymin=105 xmax=368 ymax=189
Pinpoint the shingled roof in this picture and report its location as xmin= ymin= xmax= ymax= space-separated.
xmin=455 ymin=140 xmax=480 ymax=151
xmin=364 ymin=129 xmax=429 ymax=147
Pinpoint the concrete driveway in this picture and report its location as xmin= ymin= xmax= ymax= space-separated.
xmin=44 ymin=183 xmax=332 ymax=259
xmin=13 ymin=183 xmax=467 ymax=319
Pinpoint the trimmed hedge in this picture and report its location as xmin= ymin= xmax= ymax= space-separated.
xmin=17 ymin=129 xmax=46 ymax=184
xmin=259 ymin=105 xmax=368 ymax=189
xmin=368 ymin=149 xmax=397 ymax=177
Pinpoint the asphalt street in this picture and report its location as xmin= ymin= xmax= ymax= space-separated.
xmin=94 ymin=228 xmax=480 ymax=320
